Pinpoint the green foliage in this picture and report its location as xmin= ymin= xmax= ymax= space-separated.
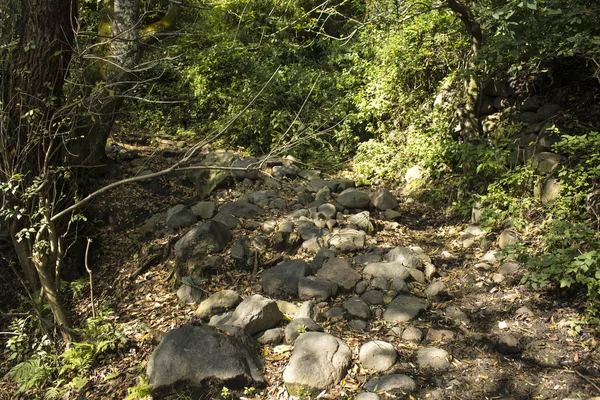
xmin=476 ymin=0 xmax=600 ymax=78
xmin=5 ymin=308 xmax=127 ymax=398
xmin=125 ymin=375 xmax=152 ymax=400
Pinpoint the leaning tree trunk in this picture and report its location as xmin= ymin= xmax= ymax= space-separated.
xmin=68 ymin=0 xmax=180 ymax=168
xmin=445 ymin=0 xmax=484 ymax=140
xmin=1 ymin=0 xmax=77 ymax=343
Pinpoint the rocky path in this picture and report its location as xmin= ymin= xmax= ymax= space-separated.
xmin=90 ymin=147 xmax=600 ymax=400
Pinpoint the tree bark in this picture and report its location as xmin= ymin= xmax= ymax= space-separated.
xmin=2 ymin=0 xmax=77 ymax=342
xmin=68 ymin=0 xmax=180 ymax=168
xmin=445 ymin=0 xmax=483 ymax=139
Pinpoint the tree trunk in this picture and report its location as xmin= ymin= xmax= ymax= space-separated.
xmin=68 ymin=0 xmax=179 ymax=168
xmin=1 ymin=0 xmax=77 ymax=342
xmin=445 ymin=0 xmax=483 ymax=140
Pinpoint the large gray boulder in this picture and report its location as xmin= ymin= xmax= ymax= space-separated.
xmin=262 ymin=260 xmax=311 ymax=298
xmin=147 ymin=324 xmax=264 ymax=397
xmin=187 ymin=151 xmax=239 ymax=199
xmin=383 ymin=295 xmax=430 ymax=323
xmin=283 ymin=332 xmax=352 ymax=397
xmin=174 ymin=220 xmax=232 ymax=261
xmin=228 ymin=294 xmax=283 ymax=335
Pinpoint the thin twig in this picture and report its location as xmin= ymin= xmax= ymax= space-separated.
xmin=85 ymin=238 xmax=95 ymax=318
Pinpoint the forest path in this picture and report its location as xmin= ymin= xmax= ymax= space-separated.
xmin=81 ymin=135 xmax=600 ymax=400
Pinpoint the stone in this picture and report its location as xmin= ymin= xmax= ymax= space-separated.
xmin=425 ymin=329 xmax=455 ymax=342
xmin=296 ymin=301 xmax=319 ymax=320
xmin=187 ymin=151 xmax=238 ymax=199
xmin=356 ymin=393 xmax=381 ymax=400
xmin=245 ymin=190 xmax=276 ymax=206
xmin=255 ymin=328 xmax=283 ymax=345
xmin=480 ymin=250 xmax=499 ymax=264
xmin=383 ymin=295 xmax=430 ymax=323
xmin=298 ymin=276 xmax=338 ymax=301
xmin=499 ymin=261 xmax=521 ymax=275
xmin=354 ymin=253 xmax=382 ymax=265
xmin=349 ymin=211 xmax=374 ymax=234
xmin=310 ymin=248 xmax=336 ymax=273
xmin=191 ymin=201 xmax=216 ymax=219
xmin=355 ymin=280 xmax=368 ymax=295
xmin=330 ymin=178 xmax=355 ymax=192
xmin=371 ymin=277 xmax=390 ymax=290
xmin=337 ymin=188 xmax=371 ymax=209
xmin=536 ymin=176 xmax=561 ymax=205
xmin=325 ymin=228 xmax=366 ymax=252
xmin=402 ymin=326 xmax=423 ymax=342
xmin=298 ymin=192 xmax=315 ymax=206
xmin=359 ymin=340 xmax=397 ymax=371
xmin=363 ymin=262 xmax=410 ymax=280
xmin=147 ymin=324 xmax=264 ymax=396
xmin=533 ymin=152 xmax=564 ymax=174
xmin=284 ymin=318 xmax=323 ymax=344
xmin=445 ymin=306 xmax=470 ymax=324
xmin=317 ymin=258 xmax=361 ymax=291
xmin=405 ymin=165 xmax=423 ymax=183
xmin=270 ymin=198 xmax=286 ymax=210
xmin=208 ymin=311 xmax=233 ymax=326
xmin=166 ymin=204 xmax=196 ymax=230
xmin=384 ymin=247 xmax=422 ymax=268
xmin=521 ymin=96 xmax=543 ymax=111
xmin=230 ymin=236 xmax=251 ymax=269
xmin=498 ymin=229 xmax=519 ymax=249
xmin=302 ymin=237 xmax=324 ymax=253
xmin=212 ymin=212 xmax=241 ymax=229
xmin=391 ymin=278 xmax=409 ymax=293
xmin=361 ymin=290 xmax=384 ymax=305
xmin=231 ymin=158 xmax=259 ymax=181
xmin=424 ymin=281 xmax=446 ymax=298
xmin=515 ymin=306 xmax=534 ymax=318
xmin=194 ymin=290 xmax=242 ymax=320
xmin=297 ymin=220 xmax=322 ymax=240
xmin=262 ymin=260 xmax=311 ymax=298
xmin=371 ymin=189 xmax=399 ymax=210
xmin=325 ymin=307 xmax=344 ymax=322
xmin=364 ymin=374 xmax=417 ymax=394
xmin=407 ymin=267 xmax=425 ymax=283
xmin=227 ymin=294 xmax=283 ymax=335
xmin=317 ymin=203 xmax=337 ymax=219
xmin=537 ymin=103 xmax=560 ymax=121
xmin=344 ymin=296 xmax=372 ymax=319
xmin=283 ymin=332 xmax=352 ymax=397
xmin=174 ymin=220 xmax=232 ymax=261
xmin=416 ymin=347 xmax=451 ymax=371
xmin=520 ymin=111 xmax=538 ymax=124
xmin=315 ymin=186 xmax=332 ymax=202
xmin=384 ymin=209 xmax=402 ymax=220
xmin=272 ymin=165 xmax=298 ymax=178
xmin=348 ymin=319 xmax=367 ymax=330
xmin=176 ymin=275 xmax=205 ymax=306
xmin=497 ymin=333 xmax=521 ymax=354
xmin=219 ymin=201 xmax=264 ymax=218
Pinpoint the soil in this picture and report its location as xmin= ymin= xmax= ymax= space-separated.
xmin=1 ymin=131 xmax=600 ymax=400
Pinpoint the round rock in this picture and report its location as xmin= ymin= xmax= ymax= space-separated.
xmin=416 ymin=347 xmax=451 ymax=371
xmin=359 ymin=340 xmax=397 ymax=371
